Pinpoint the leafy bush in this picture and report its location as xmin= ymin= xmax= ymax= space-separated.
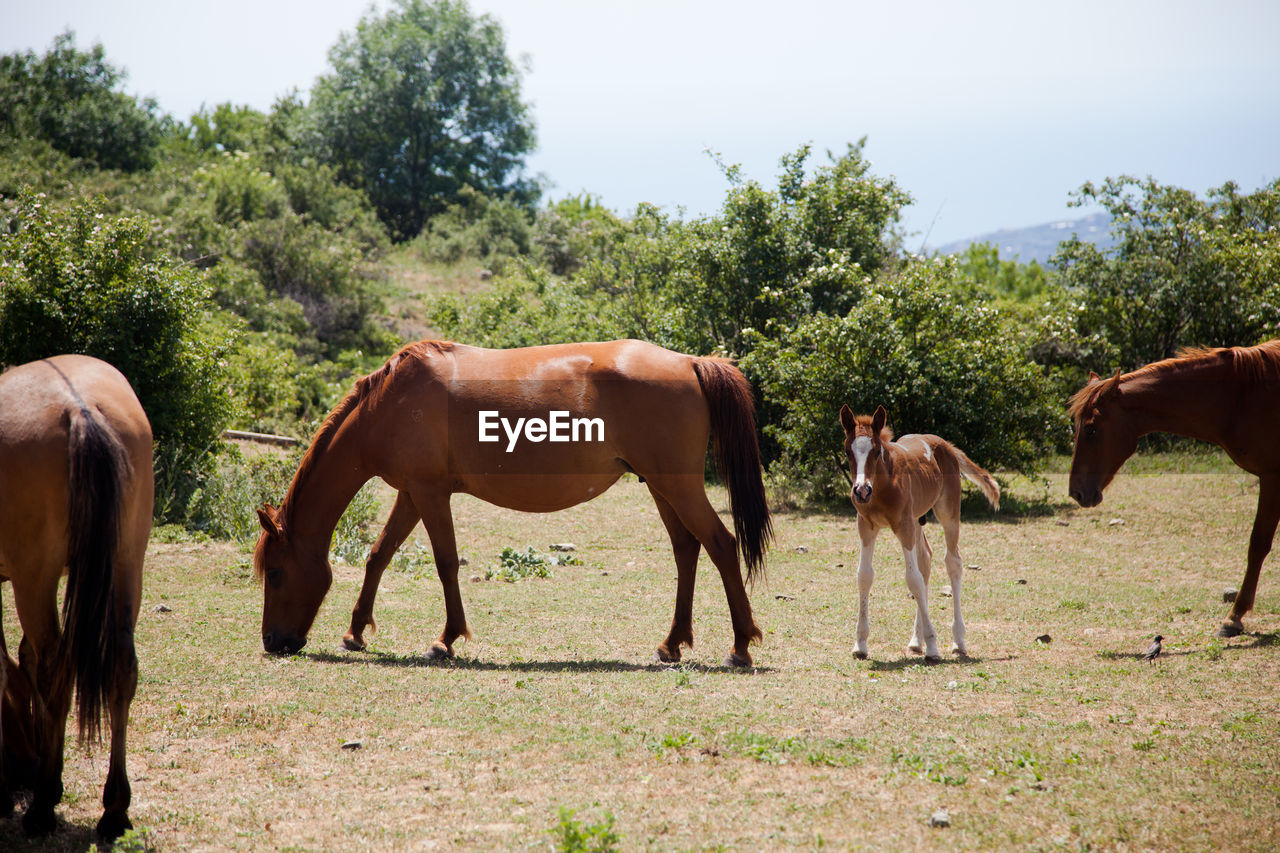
xmin=551 ymin=807 xmax=621 ymax=853
xmin=533 ymin=194 xmax=630 ymax=276
xmin=414 ymin=186 xmax=532 ymax=270
xmin=188 ymin=444 xmax=380 ymax=551
xmin=0 ymin=192 xmax=239 ymax=518
xmin=1051 ymin=176 xmax=1280 ymax=373
xmin=743 ymin=258 xmax=1063 ymax=502
xmin=0 ymin=32 xmax=162 ymax=172
xmin=485 ymin=546 xmax=578 ymax=582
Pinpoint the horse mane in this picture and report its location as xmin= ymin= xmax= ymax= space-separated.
xmin=276 ymin=340 xmax=454 ymax=530
xmin=1068 ymin=340 xmax=1280 ymax=419
xmin=852 ymin=413 xmax=894 ymax=443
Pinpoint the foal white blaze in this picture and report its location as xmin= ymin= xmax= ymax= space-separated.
xmin=841 ymin=404 xmax=998 ymax=662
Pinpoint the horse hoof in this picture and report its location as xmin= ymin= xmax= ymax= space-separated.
xmin=96 ymin=811 xmax=133 ymax=842
xmin=1217 ymin=622 xmax=1244 ymax=638
xmin=654 ymin=648 xmax=681 ymax=664
xmin=723 ymin=653 xmax=753 ymax=669
xmin=952 ymin=645 xmax=968 ymax=658
xmin=22 ymin=806 xmax=57 ymax=836
xmin=924 ymin=654 xmax=942 ymax=663
xmin=425 ymin=642 xmax=454 ymax=660
xmin=341 ymin=634 xmax=366 ymax=652
xmin=853 ymin=650 xmax=868 ymax=660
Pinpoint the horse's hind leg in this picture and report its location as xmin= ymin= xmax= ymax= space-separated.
xmin=648 ymin=476 xmax=760 ymax=667
xmin=13 ymin=579 xmax=69 ymax=835
xmin=1221 ymin=474 xmax=1280 ymax=637
xmin=97 ymin=523 xmax=146 ymax=842
xmin=344 ymin=490 xmax=420 ymax=651
xmin=96 ymin=625 xmax=137 ymax=841
xmin=410 ymin=489 xmax=471 ymax=659
xmin=935 ymin=507 xmax=968 ymax=656
xmin=0 ymin=602 xmax=9 ymax=820
xmin=897 ymin=524 xmax=941 ymax=660
xmin=649 ymin=488 xmax=700 ymax=663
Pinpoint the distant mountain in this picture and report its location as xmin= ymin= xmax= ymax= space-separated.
xmin=933 ymin=212 xmax=1114 ymax=265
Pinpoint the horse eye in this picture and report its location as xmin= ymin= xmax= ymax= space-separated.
xmin=1085 ymin=425 xmax=1098 ymax=438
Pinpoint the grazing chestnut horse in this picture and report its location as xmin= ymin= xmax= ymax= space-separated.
xmin=839 ymin=405 xmax=999 ymax=660
xmin=0 ymin=355 xmax=153 ymax=839
xmin=1069 ymin=341 xmax=1280 ymax=637
xmin=255 ymin=340 xmax=773 ymax=666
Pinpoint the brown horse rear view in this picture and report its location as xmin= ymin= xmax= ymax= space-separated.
xmin=256 ymin=340 xmax=773 ymax=667
xmin=0 ymin=355 xmax=153 ymax=840
xmin=1069 ymin=341 xmax=1280 ymax=636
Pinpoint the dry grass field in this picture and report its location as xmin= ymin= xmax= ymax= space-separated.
xmin=3 ymin=453 xmax=1278 ymax=851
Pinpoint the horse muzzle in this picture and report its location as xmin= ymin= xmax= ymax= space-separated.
xmin=852 ymin=483 xmax=873 ymax=503
xmin=1069 ymin=486 xmax=1102 ymax=508
xmin=263 ymin=630 xmax=307 ymax=655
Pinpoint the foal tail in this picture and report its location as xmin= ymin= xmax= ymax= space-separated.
xmin=692 ymin=357 xmax=774 ymax=586
xmin=57 ymin=406 xmax=131 ymax=743
xmin=953 ymin=445 xmax=1001 ymax=511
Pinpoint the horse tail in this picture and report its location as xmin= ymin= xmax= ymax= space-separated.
xmin=953 ymin=445 xmax=1000 ymax=511
xmin=57 ymin=405 xmax=130 ymax=744
xmin=692 ymin=357 xmax=774 ymax=586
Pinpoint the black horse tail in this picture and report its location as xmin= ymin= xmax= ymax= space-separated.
xmin=57 ymin=406 xmax=130 ymax=743
xmin=692 ymin=357 xmax=773 ymax=586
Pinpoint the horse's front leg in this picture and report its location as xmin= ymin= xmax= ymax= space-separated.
xmin=344 ymin=490 xmax=420 ymax=651
xmin=909 ymin=526 xmax=934 ymax=653
xmin=412 ymin=489 xmax=471 ymax=659
xmin=853 ymin=517 xmax=877 ymax=660
xmin=897 ymin=525 xmax=940 ymax=660
xmin=1221 ymin=474 xmax=1280 ymax=637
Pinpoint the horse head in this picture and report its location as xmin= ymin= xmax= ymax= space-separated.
xmin=255 ymin=504 xmax=333 ymax=655
xmin=1068 ymin=370 xmax=1137 ymax=508
xmin=840 ymin=404 xmax=890 ymax=504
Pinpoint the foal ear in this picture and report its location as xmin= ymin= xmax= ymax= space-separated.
xmin=257 ymin=504 xmax=283 ymax=539
xmin=871 ymin=405 xmax=887 ymax=435
xmin=1087 ymin=370 xmax=1101 ymax=383
xmin=839 ymin=404 xmax=856 ymax=432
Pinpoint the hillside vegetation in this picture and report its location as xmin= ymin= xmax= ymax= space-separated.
xmin=2 ymin=13 xmax=1279 ymax=534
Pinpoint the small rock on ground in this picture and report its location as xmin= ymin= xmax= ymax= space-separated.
xmin=341 ymin=740 xmax=363 ymax=751
xmin=550 ymin=542 xmax=576 ymax=552
xmin=1223 ymin=587 xmax=1239 ymax=603
xmin=930 ymin=809 xmax=951 ymax=828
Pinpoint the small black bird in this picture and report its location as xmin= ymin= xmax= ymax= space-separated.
xmin=1143 ymin=634 xmax=1164 ymax=662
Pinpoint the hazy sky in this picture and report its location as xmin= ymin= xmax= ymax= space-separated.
xmin=4 ymin=0 xmax=1278 ymax=247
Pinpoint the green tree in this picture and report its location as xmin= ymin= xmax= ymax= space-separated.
xmin=0 ymin=192 xmax=239 ymax=517
xmin=0 ymin=32 xmax=163 ymax=172
xmin=743 ymin=259 xmax=1062 ymax=502
xmin=304 ymin=0 xmax=538 ymax=240
xmin=1051 ymin=176 xmax=1280 ymax=371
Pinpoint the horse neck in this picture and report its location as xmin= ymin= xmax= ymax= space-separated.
xmin=1120 ymin=358 xmax=1236 ymax=444
xmin=280 ymin=407 xmax=373 ymax=554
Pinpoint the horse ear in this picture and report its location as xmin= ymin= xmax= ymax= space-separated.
xmin=257 ymin=504 xmax=282 ymax=539
xmin=871 ymin=405 xmax=887 ymax=436
xmin=839 ymin=404 xmax=856 ymax=432
xmin=1087 ymin=371 xmax=1101 ymax=383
